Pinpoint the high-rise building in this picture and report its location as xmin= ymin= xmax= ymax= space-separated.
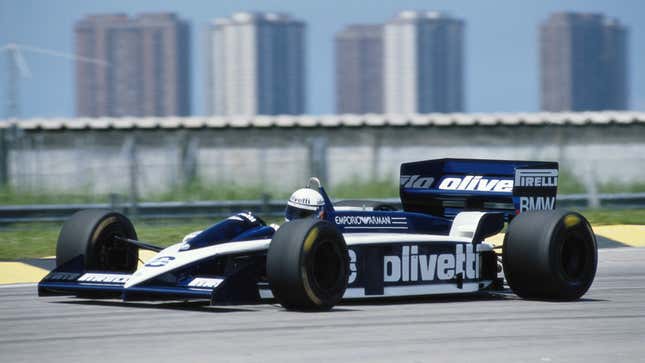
xmin=205 ymin=12 xmax=305 ymax=116
xmin=383 ymin=11 xmax=464 ymax=114
xmin=75 ymin=13 xmax=190 ymax=117
xmin=335 ymin=25 xmax=383 ymax=114
xmin=540 ymin=12 xmax=628 ymax=111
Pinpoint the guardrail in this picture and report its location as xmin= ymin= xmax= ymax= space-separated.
xmin=556 ymin=192 xmax=645 ymax=209
xmin=1 ymin=193 xmax=644 ymax=224
xmin=0 ymin=199 xmax=286 ymax=224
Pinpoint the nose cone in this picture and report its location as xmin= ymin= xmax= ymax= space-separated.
xmin=124 ymin=245 xmax=182 ymax=288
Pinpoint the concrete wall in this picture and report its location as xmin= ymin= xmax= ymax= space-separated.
xmin=5 ymin=124 xmax=645 ymax=197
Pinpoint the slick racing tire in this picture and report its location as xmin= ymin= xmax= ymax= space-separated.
xmin=267 ymin=218 xmax=349 ymax=311
xmin=56 ymin=209 xmax=139 ymax=272
xmin=503 ymin=209 xmax=597 ymax=300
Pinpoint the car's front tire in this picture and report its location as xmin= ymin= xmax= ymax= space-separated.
xmin=267 ymin=218 xmax=349 ymax=311
xmin=56 ymin=209 xmax=139 ymax=272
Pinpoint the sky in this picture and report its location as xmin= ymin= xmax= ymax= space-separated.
xmin=0 ymin=0 xmax=643 ymax=118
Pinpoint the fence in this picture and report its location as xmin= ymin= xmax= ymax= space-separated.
xmin=1 ymin=113 xmax=645 ymax=205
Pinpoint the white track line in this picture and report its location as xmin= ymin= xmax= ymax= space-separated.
xmin=0 ymin=283 xmax=36 ymax=289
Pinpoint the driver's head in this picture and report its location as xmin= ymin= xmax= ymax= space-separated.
xmin=285 ymin=188 xmax=324 ymax=221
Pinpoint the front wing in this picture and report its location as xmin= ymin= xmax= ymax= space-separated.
xmin=38 ymin=238 xmax=272 ymax=304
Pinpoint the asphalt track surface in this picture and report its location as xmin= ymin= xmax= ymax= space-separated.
xmin=2 ymin=248 xmax=644 ymax=362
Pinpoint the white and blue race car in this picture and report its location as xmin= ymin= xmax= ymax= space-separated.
xmin=39 ymin=158 xmax=597 ymax=311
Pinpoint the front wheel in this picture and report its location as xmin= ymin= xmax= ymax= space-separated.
xmin=56 ymin=209 xmax=139 ymax=272
xmin=267 ymin=218 xmax=349 ymax=311
xmin=503 ymin=210 xmax=597 ymax=300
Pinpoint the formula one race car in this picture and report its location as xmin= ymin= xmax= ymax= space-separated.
xmin=39 ymin=159 xmax=598 ymax=311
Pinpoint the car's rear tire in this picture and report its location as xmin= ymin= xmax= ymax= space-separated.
xmin=56 ymin=209 xmax=139 ymax=272
xmin=503 ymin=209 xmax=597 ymax=300
xmin=267 ymin=218 xmax=349 ymax=311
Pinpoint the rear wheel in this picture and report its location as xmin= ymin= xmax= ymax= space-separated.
xmin=267 ymin=218 xmax=349 ymax=311
xmin=502 ymin=210 xmax=597 ymax=300
xmin=56 ymin=209 xmax=139 ymax=272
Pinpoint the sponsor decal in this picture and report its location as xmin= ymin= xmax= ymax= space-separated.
xmin=400 ymin=175 xmax=434 ymax=189
xmin=290 ymin=197 xmax=312 ymax=205
xmin=515 ymin=169 xmax=558 ymax=188
xmin=383 ymin=244 xmax=478 ymax=282
xmin=335 ymin=215 xmax=394 ymax=225
xmin=187 ymin=277 xmax=223 ymax=289
xmin=46 ymin=272 xmax=81 ymax=281
xmin=348 ymin=249 xmax=357 ymax=284
xmin=288 ymin=189 xmax=323 ymax=210
xmin=519 ymin=196 xmax=555 ymax=212
xmin=438 ymin=176 xmax=513 ymax=193
xmin=145 ymin=255 xmax=175 ymax=267
xmin=78 ymin=273 xmax=130 ymax=284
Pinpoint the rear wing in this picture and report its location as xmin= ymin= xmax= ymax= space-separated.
xmin=400 ymin=158 xmax=558 ymax=220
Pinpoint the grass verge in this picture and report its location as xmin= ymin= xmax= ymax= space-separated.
xmin=576 ymin=208 xmax=645 ymax=226
xmin=7 ymin=170 xmax=644 ymax=205
xmin=0 ymin=219 xmax=210 ymax=260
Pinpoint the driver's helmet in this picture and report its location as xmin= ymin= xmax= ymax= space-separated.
xmin=285 ymin=188 xmax=325 ymax=221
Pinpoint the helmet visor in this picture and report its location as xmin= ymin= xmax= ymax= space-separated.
xmin=285 ymin=205 xmax=318 ymax=221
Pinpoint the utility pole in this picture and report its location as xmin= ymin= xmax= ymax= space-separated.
xmin=308 ymin=136 xmax=328 ymax=184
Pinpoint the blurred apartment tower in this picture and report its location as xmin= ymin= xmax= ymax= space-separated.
xmin=335 ymin=25 xmax=383 ymax=114
xmin=540 ymin=12 xmax=628 ymax=111
xmin=383 ymin=11 xmax=464 ymax=114
xmin=205 ymin=12 xmax=305 ymax=116
xmin=75 ymin=13 xmax=190 ymax=117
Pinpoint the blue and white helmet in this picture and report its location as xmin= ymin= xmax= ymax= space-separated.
xmin=285 ymin=187 xmax=325 ymax=221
